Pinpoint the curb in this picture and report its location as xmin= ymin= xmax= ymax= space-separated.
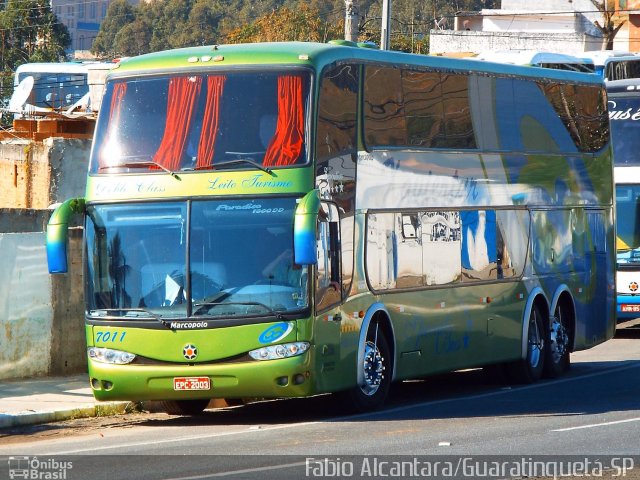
xmin=0 ymin=401 xmax=138 ymax=430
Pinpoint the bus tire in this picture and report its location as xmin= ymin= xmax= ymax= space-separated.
xmin=544 ymin=299 xmax=571 ymax=378
xmin=507 ymin=303 xmax=546 ymax=384
xmin=159 ymin=399 xmax=209 ymax=416
xmin=345 ymin=324 xmax=392 ymax=412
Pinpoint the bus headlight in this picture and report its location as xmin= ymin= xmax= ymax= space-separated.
xmin=249 ymin=342 xmax=309 ymax=361
xmin=88 ymin=347 xmax=136 ymax=364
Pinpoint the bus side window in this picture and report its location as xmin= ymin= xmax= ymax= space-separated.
xmin=316 ymin=202 xmax=341 ymax=312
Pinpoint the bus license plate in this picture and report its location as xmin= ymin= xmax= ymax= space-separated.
xmin=173 ymin=377 xmax=211 ymax=391
xmin=621 ymin=304 xmax=640 ymax=313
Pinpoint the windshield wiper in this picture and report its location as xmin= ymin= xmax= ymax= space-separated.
xmin=215 ymin=158 xmax=274 ymax=176
xmin=88 ymin=308 xmax=173 ymax=329
xmin=99 ymin=161 xmax=181 ymax=180
xmin=193 ymin=301 xmax=284 ymax=319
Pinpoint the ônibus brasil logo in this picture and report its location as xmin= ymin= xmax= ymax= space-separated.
xmin=8 ymin=456 xmax=72 ymax=479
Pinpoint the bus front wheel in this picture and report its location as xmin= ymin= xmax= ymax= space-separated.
xmin=159 ymin=399 xmax=210 ymax=416
xmin=345 ymin=323 xmax=392 ymax=412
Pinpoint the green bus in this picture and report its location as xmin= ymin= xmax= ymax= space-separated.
xmin=47 ymin=41 xmax=616 ymax=414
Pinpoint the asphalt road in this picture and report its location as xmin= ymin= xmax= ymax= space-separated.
xmin=1 ymin=328 xmax=639 ymax=480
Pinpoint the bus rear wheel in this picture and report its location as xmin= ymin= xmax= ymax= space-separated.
xmin=507 ymin=303 xmax=546 ymax=384
xmin=345 ymin=323 xmax=391 ymax=412
xmin=159 ymin=399 xmax=210 ymax=416
xmin=544 ymin=300 xmax=571 ymax=378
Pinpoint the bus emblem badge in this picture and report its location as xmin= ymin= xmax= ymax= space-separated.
xmin=630 ymin=282 xmax=639 ymax=293
xmin=183 ymin=344 xmax=198 ymax=360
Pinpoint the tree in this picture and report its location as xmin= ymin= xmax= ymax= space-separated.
xmin=224 ymin=5 xmax=343 ymax=44
xmin=0 ymin=0 xmax=70 ymax=71
xmin=113 ymin=19 xmax=152 ymax=57
xmin=148 ymin=0 xmax=195 ymax=51
xmin=91 ymin=0 xmax=136 ymax=58
xmin=591 ymin=0 xmax=625 ymax=50
xmin=179 ymin=0 xmax=225 ymax=47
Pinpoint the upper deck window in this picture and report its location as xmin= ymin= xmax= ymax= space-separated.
xmin=90 ymin=70 xmax=310 ymax=174
xmin=363 ymin=66 xmax=477 ymax=150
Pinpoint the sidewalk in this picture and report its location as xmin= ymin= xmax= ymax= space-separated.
xmin=0 ymin=374 xmax=134 ymax=430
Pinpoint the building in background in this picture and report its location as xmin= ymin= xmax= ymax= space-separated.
xmin=51 ymin=0 xmax=140 ymax=56
xmin=430 ymin=0 xmax=610 ymax=55
xmin=616 ymin=0 xmax=640 ymax=51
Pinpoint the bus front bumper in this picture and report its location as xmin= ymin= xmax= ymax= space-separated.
xmin=88 ymin=351 xmax=317 ymax=401
xmin=617 ymin=295 xmax=640 ymax=321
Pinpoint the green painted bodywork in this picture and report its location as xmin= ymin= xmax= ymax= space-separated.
xmin=88 ymin=319 xmax=317 ymax=400
xmin=85 ymin=167 xmax=313 ymax=201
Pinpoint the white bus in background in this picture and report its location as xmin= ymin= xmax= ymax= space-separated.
xmin=582 ymin=51 xmax=635 ymax=77
xmin=602 ymin=55 xmax=640 ymax=321
xmin=9 ymin=62 xmax=114 ymax=116
xmin=473 ymin=50 xmax=596 ymax=72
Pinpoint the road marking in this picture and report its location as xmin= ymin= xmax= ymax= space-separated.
xmin=162 ymin=461 xmax=306 ymax=479
xmin=45 ymin=421 xmax=323 ymax=455
xmin=552 ymin=417 xmax=640 ymax=432
xmin=17 ymin=361 xmax=640 ymax=456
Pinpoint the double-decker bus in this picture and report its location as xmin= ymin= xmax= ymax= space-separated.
xmin=603 ymin=55 xmax=640 ymax=321
xmin=46 ymin=41 xmax=615 ymax=414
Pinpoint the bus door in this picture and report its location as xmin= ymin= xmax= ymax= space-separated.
xmin=314 ymin=202 xmax=347 ymax=390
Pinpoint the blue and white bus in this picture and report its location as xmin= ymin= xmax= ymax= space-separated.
xmin=603 ymin=55 xmax=640 ymax=321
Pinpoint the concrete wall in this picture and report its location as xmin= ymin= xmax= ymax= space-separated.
xmin=0 ymin=138 xmax=89 ymax=380
xmin=483 ymin=13 xmax=579 ymax=33
xmin=502 ymin=0 xmax=597 ymax=13
xmin=429 ymin=30 xmax=605 ymax=55
xmin=0 ymin=138 xmax=91 ymax=209
xmin=0 ymin=226 xmax=85 ymax=380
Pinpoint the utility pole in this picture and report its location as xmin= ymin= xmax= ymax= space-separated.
xmin=345 ymin=0 xmax=359 ymax=42
xmin=381 ymin=0 xmax=391 ymax=50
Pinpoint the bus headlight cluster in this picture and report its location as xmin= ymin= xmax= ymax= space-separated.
xmin=88 ymin=347 xmax=136 ymax=364
xmin=249 ymin=342 xmax=309 ymax=361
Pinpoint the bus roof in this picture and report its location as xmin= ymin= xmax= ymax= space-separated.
xmin=583 ymin=50 xmax=634 ymax=67
xmin=473 ymin=49 xmax=596 ymax=73
xmin=14 ymin=62 xmax=115 ymax=82
xmin=110 ymin=41 xmax=604 ymax=86
xmin=475 ymin=49 xmax=588 ymax=65
xmin=15 ymin=62 xmax=99 ymax=75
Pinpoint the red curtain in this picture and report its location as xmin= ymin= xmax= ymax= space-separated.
xmin=99 ymin=82 xmax=127 ymax=167
xmin=263 ymin=75 xmax=305 ymax=167
xmin=109 ymin=82 xmax=127 ymax=123
xmin=196 ymin=76 xmax=226 ymax=170
xmin=153 ymin=76 xmax=202 ymax=171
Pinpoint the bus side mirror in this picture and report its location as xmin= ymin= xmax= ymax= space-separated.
xmin=294 ymin=189 xmax=320 ymax=265
xmin=46 ymin=198 xmax=85 ymax=274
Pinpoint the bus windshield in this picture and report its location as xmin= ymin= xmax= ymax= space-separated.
xmin=90 ymin=70 xmax=310 ymax=173
xmin=608 ymin=96 xmax=640 ymax=166
xmin=616 ymin=184 xmax=640 ymax=263
xmin=17 ymin=71 xmax=88 ymax=110
xmin=85 ymin=197 xmax=308 ymax=320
